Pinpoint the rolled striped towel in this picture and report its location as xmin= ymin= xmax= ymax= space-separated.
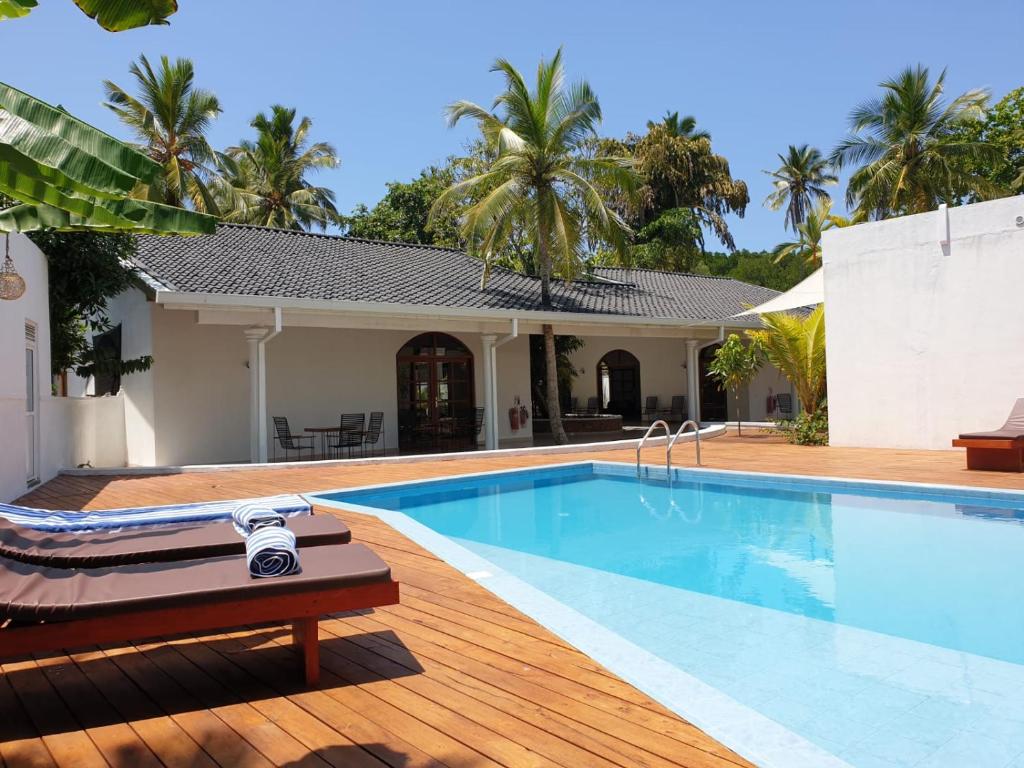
xmin=232 ymin=503 xmax=286 ymax=535
xmin=246 ymin=526 xmax=301 ymax=578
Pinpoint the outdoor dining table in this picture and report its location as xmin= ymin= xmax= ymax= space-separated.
xmin=305 ymin=425 xmax=365 ymax=459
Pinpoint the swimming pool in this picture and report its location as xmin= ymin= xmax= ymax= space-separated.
xmin=314 ymin=462 xmax=1024 ymax=768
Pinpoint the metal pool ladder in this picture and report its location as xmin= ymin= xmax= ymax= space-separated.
xmin=636 ymin=419 xmax=702 ymax=476
xmin=669 ymin=420 xmax=702 ymax=469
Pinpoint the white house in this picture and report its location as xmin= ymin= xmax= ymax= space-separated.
xmin=64 ymin=224 xmax=791 ymax=469
xmin=824 ymin=195 xmax=1024 ymax=450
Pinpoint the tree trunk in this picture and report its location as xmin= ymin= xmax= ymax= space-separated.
xmin=535 ymin=200 xmax=566 ymax=444
xmin=543 ymin=324 xmax=568 ymax=445
xmin=735 ymin=388 xmax=742 ymax=436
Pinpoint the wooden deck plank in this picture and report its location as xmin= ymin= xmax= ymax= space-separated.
xmin=12 ymin=433 xmax=1017 ymax=767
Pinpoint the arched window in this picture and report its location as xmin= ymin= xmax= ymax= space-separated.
xmin=596 ymin=349 xmax=641 ymax=420
xmin=396 ymin=333 xmax=474 ymax=451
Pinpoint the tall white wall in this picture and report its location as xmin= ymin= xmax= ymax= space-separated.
xmin=0 ymin=234 xmax=61 ymax=502
xmin=823 ymin=196 xmax=1024 ymax=450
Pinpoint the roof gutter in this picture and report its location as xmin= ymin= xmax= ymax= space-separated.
xmin=152 ymin=289 xmax=746 ymax=330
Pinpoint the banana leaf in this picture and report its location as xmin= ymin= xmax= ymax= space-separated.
xmin=0 ymin=0 xmax=37 ymax=20
xmin=0 ymin=81 xmax=159 ymax=195
xmin=72 ymin=0 xmax=177 ymax=31
xmin=0 ymin=81 xmax=213 ymax=233
xmin=0 ymin=199 xmax=215 ymax=234
xmin=0 ymin=0 xmax=176 ymax=30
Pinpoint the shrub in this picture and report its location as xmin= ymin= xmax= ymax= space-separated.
xmin=774 ymin=407 xmax=829 ymax=446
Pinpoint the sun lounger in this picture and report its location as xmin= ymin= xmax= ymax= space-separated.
xmin=952 ymin=398 xmax=1024 ymax=471
xmin=0 ymin=493 xmax=311 ymax=533
xmin=0 ymin=513 xmax=350 ymax=568
xmin=0 ymin=543 xmax=399 ymax=686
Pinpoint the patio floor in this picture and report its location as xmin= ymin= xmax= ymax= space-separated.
xmin=7 ymin=432 xmax=1023 ymax=767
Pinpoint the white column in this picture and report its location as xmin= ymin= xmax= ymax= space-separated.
xmin=685 ymin=340 xmax=699 ymax=423
xmin=481 ymin=334 xmax=497 ymax=450
xmin=244 ymin=327 xmax=269 ymax=463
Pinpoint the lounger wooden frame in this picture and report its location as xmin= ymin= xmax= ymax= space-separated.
xmin=0 ymin=579 xmax=400 ymax=686
xmin=951 ymin=437 xmax=1024 ymax=472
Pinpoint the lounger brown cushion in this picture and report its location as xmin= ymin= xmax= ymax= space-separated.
xmin=0 ymin=543 xmax=389 ymax=622
xmin=959 ymin=398 xmax=1024 ymax=440
xmin=957 ymin=430 xmax=1024 ymax=440
xmin=0 ymin=515 xmax=350 ymax=568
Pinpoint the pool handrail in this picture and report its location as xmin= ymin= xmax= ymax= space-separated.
xmin=668 ymin=420 xmax=702 ymax=468
xmin=636 ymin=419 xmax=671 ymax=475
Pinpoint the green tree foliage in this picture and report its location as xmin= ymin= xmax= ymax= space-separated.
xmin=435 ymin=50 xmax=637 ymax=444
xmin=647 ymin=111 xmax=710 ymax=141
xmin=26 ymin=230 xmax=152 ymax=378
xmin=771 ymin=199 xmax=833 ymax=267
xmin=747 ymin=305 xmax=827 ymax=417
xmin=104 ymin=54 xmax=223 ymax=213
xmin=948 ymin=86 xmax=1024 ymax=196
xmin=0 ymin=0 xmax=177 ymax=31
xmin=831 ymin=66 xmax=1001 ymax=218
xmin=763 ymin=144 xmax=837 ymax=231
xmin=706 ymin=333 xmax=762 ymax=435
xmin=345 ymin=165 xmax=462 ymax=246
xmin=703 ymin=249 xmax=809 ymax=292
xmin=218 ymin=105 xmax=342 ymax=231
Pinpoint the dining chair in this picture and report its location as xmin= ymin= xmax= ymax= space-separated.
xmin=330 ymin=413 xmax=366 ymax=458
xmin=272 ymin=416 xmax=314 ymax=462
xmin=362 ymin=411 xmax=384 ymax=456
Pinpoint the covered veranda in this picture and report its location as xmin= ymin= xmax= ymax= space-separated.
xmin=159 ymin=290 xmax=741 ymax=465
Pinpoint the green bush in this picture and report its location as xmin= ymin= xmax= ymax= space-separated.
xmin=774 ymin=407 xmax=829 ymax=446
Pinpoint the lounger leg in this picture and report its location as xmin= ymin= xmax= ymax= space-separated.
xmin=293 ymin=617 xmax=320 ymax=686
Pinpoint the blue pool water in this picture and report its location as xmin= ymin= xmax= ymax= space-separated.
xmin=317 ymin=463 xmax=1024 ymax=768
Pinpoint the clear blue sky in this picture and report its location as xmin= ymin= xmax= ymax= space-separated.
xmin=3 ymin=0 xmax=1019 ymax=250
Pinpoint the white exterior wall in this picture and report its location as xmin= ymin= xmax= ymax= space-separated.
xmin=570 ymin=335 xmax=690 ymax=412
xmin=569 ymin=333 xmax=789 ymax=423
xmin=0 ymin=234 xmax=62 ymax=501
xmin=823 ymin=196 xmax=1024 ymax=450
xmin=113 ymin=307 xmax=535 ymax=467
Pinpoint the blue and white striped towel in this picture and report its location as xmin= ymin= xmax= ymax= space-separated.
xmin=232 ymin=503 xmax=286 ymax=535
xmin=246 ymin=525 xmax=301 ymax=578
xmin=0 ymin=494 xmax=311 ymax=533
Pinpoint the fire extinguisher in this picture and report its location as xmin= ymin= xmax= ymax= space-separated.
xmin=766 ymin=387 xmax=776 ymax=417
xmin=509 ymin=401 xmax=520 ymax=431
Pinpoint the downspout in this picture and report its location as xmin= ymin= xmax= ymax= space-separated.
xmin=257 ymin=307 xmax=283 ymax=463
xmin=487 ymin=318 xmax=518 ymax=450
xmin=694 ymin=325 xmax=725 ymax=424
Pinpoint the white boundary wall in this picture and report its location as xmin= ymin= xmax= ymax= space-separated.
xmin=823 ymin=196 xmax=1024 ymax=450
xmin=0 ymin=234 xmax=61 ymax=502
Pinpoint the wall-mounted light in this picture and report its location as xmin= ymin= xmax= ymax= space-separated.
xmin=0 ymin=234 xmax=26 ymax=301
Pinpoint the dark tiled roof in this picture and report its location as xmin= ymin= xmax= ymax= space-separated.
xmin=133 ymin=224 xmax=777 ymax=323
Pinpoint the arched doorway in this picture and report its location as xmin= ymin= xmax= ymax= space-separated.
xmin=698 ymin=344 xmax=728 ymax=421
xmin=397 ymin=332 xmax=474 ymax=452
xmin=597 ymin=349 xmax=641 ymax=421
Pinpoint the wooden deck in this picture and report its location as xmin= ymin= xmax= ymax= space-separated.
xmin=5 ymin=433 xmax=1022 ymax=767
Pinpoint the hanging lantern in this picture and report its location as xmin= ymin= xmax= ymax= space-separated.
xmin=0 ymin=234 xmax=26 ymax=301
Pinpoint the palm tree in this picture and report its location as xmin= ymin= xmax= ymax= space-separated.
xmin=831 ymin=66 xmax=1000 ymax=218
xmin=103 ymin=55 xmax=222 ymax=213
xmin=763 ymin=144 xmax=837 ymax=231
xmin=746 ymin=305 xmax=827 ymax=417
xmin=219 ymin=105 xmax=341 ymax=231
xmin=647 ymin=111 xmax=710 ymax=141
xmin=432 ymin=50 xmax=637 ymax=444
xmin=770 ymin=199 xmax=833 ymax=267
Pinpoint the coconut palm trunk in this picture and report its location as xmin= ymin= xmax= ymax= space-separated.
xmin=537 ymin=212 xmax=568 ymax=443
